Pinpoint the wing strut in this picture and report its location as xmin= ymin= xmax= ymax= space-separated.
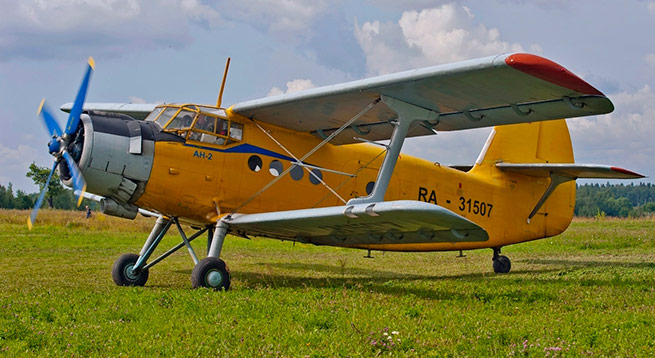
xmin=527 ymin=173 xmax=572 ymax=223
xmin=495 ymin=163 xmax=645 ymax=222
xmin=348 ymin=95 xmax=438 ymax=205
xmin=227 ymin=97 xmax=381 ymax=216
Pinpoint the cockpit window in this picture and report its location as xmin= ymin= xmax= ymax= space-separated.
xmin=167 ymin=110 xmax=197 ymax=130
xmin=154 ymin=107 xmax=179 ymax=128
xmin=149 ymin=104 xmax=243 ymax=145
xmin=144 ymin=107 xmax=163 ymax=122
xmin=229 ymin=122 xmax=243 ymax=141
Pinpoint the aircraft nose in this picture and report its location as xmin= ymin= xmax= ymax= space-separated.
xmin=47 ymin=137 xmax=61 ymax=154
xmin=68 ymin=112 xmax=156 ymax=214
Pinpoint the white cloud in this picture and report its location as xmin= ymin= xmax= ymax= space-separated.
xmin=268 ymin=79 xmax=316 ymax=96
xmin=568 ymin=85 xmax=655 ymax=175
xmin=648 ymin=2 xmax=655 ymax=14
xmin=645 ymin=53 xmax=655 ymax=68
xmin=230 ymin=0 xmax=331 ymax=39
xmin=128 ymin=96 xmax=147 ymax=104
xmin=354 ymin=3 xmax=526 ymax=75
xmin=0 ymin=0 xmax=222 ymax=61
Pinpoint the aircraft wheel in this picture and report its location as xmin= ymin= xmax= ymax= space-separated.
xmin=493 ymin=255 xmax=511 ymax=274
xmin=191 ymin=257 xmax=231 ymax=291
xmin=112 ymin=253 xmax=149 ymax=286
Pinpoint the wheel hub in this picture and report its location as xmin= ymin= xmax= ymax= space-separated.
xmin=124 ymin=264 xmax=140 ymax=281
xmin=206 ymin=270 xmax=223 ymax=287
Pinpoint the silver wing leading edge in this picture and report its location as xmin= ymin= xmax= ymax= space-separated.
xmin=224 ymin=200 xmax=488 ymax=247
xmin=231 ymin=53 xmax=613 ymax=144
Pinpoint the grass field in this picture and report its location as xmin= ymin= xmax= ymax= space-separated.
xmin=1 ymin=209 xmax=654 ymax=357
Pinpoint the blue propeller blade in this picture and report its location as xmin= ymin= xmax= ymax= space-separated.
xmin=65 ymin=57 xmax=95 ymax=135
xmin=62 ymin=151 xmax=87 ymax=207
xmin=27 ymin=161 xmax=58 ymax=230
xmin=38 ymin=99 xmax=62 ymax=138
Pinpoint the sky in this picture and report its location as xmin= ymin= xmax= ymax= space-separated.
xmin=1 ymin=0 xmax=654 ymax=193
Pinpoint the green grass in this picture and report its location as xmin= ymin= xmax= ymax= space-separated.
xmin=1 ymin=210 xmax=654 ymax=357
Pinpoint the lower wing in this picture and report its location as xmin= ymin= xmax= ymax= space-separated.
xmin=224 ymin=200 xmax=488 ymax=246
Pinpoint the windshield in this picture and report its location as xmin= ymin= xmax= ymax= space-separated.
xmin=146 ymin=104 xmax=241 ymax=145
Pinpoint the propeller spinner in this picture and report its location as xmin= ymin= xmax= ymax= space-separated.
xmin=28 ymin=57 xmax=94 ymax=229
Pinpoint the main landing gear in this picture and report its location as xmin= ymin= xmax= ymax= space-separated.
xmin=111 ymin=216 xmax=232 ymax=290
xmin=492 ymin=247 xmax=511 ymax=274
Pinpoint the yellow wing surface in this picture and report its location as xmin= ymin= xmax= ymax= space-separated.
xmin=231 ymin=53 xmax=613 ymax=144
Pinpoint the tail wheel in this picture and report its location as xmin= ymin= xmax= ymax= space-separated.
xmin=191 ymin=257 xmax=231 ymax=291
xmin=112 ymin=253 xmax=149 ymax=286
xmin=493 ymin=255 xmax=511 ymax=274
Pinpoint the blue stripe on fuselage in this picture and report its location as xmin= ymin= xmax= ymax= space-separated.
xmin=183 ymin=142 xmax=298 ymax=163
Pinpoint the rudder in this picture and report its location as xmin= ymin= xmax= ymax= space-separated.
xmin=473 ymin=119 xmax=573 ymax=166
xmin=471 ymin=119 xmax=575 ymax=239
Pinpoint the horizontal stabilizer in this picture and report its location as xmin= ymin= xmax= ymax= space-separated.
xmin=496 ymin=163 xmax=645 ymax=179
xmin=224 ymin=200 xmax=488 ymax=246
xmin=61 ymin=103 xmax=157 ymax=120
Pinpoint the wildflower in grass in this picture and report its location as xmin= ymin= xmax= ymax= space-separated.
xmin=369 ymin=328 xmax=401 ymax=352
xmin=545 ymin=346 xmax=562 ymax=351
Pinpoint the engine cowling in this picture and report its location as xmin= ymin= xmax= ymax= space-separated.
xmin=60 ymin=111 xmax=157 ymax=213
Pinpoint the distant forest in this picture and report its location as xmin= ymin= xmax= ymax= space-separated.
xmin=575 ymin=182 xmax=655 ymax=218
xmin=1 ymin=182 xmax=654 ymax=218
xmin=0 ymin=183 xmax=97 ymax=212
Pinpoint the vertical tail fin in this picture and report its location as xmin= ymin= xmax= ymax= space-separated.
xmin=473 ymin=119 xmax=573 ymax=167
xmin=472 ymin=119 xmax=575 ymax=237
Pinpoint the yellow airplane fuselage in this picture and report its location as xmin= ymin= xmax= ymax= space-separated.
xmin=134 ymin=111 xmax=575 ymax=252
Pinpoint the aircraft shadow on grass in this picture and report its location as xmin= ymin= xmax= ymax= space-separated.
xmin=160 ymin=257 xmax=652 ymax=297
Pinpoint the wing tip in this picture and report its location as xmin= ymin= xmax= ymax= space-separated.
xmin=505 ymin=53 xmax=604 ymax=96
xmin=27 ymin=217 xmax=33 ymax=230
xmin=610 ymin=166 xmax=645 ymax=179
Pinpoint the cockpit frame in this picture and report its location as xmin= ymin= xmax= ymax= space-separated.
xmin=145 ymin=104 xmax=243 ymax=145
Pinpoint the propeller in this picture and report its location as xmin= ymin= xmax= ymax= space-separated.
xmin=28 ymin=57 xmax=94 ymax=229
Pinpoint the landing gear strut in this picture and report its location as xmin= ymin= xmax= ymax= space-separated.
xmin=492 ymin=247 xmax=511 ymax=274
xmin=112 ymin=216 xmax=231 ymax=290
xmin=191 ymin=220 xmax=231 ymax=290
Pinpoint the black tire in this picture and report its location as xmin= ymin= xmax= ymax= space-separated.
xmin=112 ymin=253 xmax=149 ymax=286
xmin=493 ymin=255 xmax=511 ymax=274
xmin=191 ymin=257 xmax=231 ymax=291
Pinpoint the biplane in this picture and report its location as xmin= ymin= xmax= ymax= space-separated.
xmin=30 ymin=53 xmax=644 ymax=290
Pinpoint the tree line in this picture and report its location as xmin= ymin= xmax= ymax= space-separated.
xmin=0 ymin=163 xmax=97 ymax=211
xmin=575 ymin=182 xmax=655 ymax=218
xmin=1 ymin=164 xmax=654 ymax=218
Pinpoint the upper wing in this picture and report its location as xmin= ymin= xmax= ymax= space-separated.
xmin=60 ymin=103 xmax=157 ymax=120
xmin=231 ymin=53 xmax=613 ymax=145
xmin=495 ymin=163 xmax=645 ymax=179
xmin=225 ymin=200 xmax=488 ymax=246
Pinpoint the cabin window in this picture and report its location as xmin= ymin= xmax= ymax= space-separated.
xmin=248 ymin=155 xmax=262 ymax=172
xmin=290 ymin=164 xmax=303 ymax=181
xmin=269 ymin=160 xmax=283 ymax=176
xmin=309 ymin=169 xmax=322 ymax=185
